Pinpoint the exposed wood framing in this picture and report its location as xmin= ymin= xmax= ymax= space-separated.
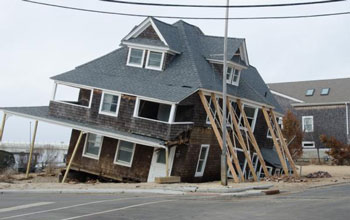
xmin=198 ymin=91 xmax=240 ymax=183
xmin=270 ymin=109 xmax=298 ymax=177
xmin=26 ymin=120 xmax=38 ymax=178
xmin=262 ymin=107 xmax=289 ymax=175
xmin=237 ymin=100 xmax=271 ymax=178
xmin=0 ymin=113 xmax=7 ymax=142
xmin=226 ymin=98 xmax=258 ymax=181
xmin=62 ymin=131 xmax=84 ymax=183
xmin=210 ymin=93 xmax=246 ymax=182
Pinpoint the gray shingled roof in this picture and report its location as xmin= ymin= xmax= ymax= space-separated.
xmin=268 ymin=78 xmax=350 ymax=104
xmin=0 ymin=106 xmax=165 ymax=147
xmin=51 ymin=17 xmax=281 ymax=112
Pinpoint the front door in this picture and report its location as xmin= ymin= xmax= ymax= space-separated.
xmin=147 ymin=147 xmax=176 ymax=182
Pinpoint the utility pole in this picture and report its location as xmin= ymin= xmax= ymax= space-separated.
xmin=221 ymin=0 xmax=230 ymax=186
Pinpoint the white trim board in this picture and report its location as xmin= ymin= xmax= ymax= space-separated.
xmin=270 ymin=90 xmax=304 ymax=103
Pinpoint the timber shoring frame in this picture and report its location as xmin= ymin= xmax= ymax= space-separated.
xmin=270 ymin=109 xmax=298 ymax=177
xmin=0 ymin=113 xmax=7 ymax=142
xmin=262 ymin=107 xmax=289 ymax=175
xmin=236 ymin=100 xmax=271 ymax=178
xmin=198 ymin=91 xmax=240 ymax=183
xmin=26 ymin=120 xmax=38 ymax=178
xmin=210 ymin=93 xmax=247 ymax=182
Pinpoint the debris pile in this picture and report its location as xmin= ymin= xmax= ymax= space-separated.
xmin=264 ymin=176 xmax=307 ymax=183
xmin=306 ymin=171 xmax=332 ymax=178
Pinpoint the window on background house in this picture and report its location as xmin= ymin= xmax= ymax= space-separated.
xmin=137 ymin=99 xmax=172 ymax=122
xmin=305 ymin=89 xmax=315 ymax=96
xmin=114 ymin=140 xmax=136 ymax=167
xmin=99 ymin=92 xmax=121 ymax=116
xmin=302 ymin=141 xmax=315 ymax=148
xmin=302 ymin=116 xmax=314 ymax=132
xmin=127 ymin=48 xmax=145 ymax=67
xmin=195 ymin=145 xmax=210 ymax=177
xmin=83 ymin=134 xmax=103 ymax=159
xmin=146 ymin=51 xmax=163 ymax=70
xmin=321 ymin=88 xmax=330 ymax=95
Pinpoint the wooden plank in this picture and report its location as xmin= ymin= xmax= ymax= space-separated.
xmin=237 ymin=100 xmax=271 ymax=178
xmin=270 ymin=109 xmax=299 ymax=177
xmin=226 ymin=98 xmax=259 ymax=181
xmin=26 ymin=120 xmax=38 ymax=178
xmin=0 ymin=113 xmax=7 ymax=142
xmin=211 ymin=93 xmax=246 ymax=182
xmin=198 ymin=91 xmax=240 ymax=183
xmin=165 ymin=147 xmax=169 ymax=177
xmin=62 ymin=131 xmax=84 ymax=183
xmin=155 ymin=176 xmax=181 ymax=184
xmin=261 ymin=107 xmax=289 ymax=175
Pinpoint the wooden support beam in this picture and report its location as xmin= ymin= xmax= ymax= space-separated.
xmin=261 ymin=107 xmax=289 ymax=175
xmin=165 ymin=147 xmax=169 ymax=177
xmin=62 ymin=131 xmax=84 ymax=183
xmin=226 ymin=99 xmax=258 ymax=181
xmin=0 ymin=113 xmax=7 ymax=142
xmin=270 ymin=109 xmax=299 ymax=177
xmin=211 ymin=93 xmax=246 ymax=182
xmin=237 ymin=100 xmax=271 ymax=178
xmin=26 ymin=120 xmax=38 ymax=178
xmin=198 ymin=91 xmax=240 ymax=183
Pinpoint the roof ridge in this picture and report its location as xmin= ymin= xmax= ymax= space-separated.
xmin=268 ymin=77 xmax=350 ymax=85
xmin=203 ymin=34 xmax=244 ymax=41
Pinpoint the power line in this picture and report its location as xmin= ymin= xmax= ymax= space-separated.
xmin=23 ymin=0 xmax=350 ymax=20
xmin=101 ymin=0 xmax=346 ymax=8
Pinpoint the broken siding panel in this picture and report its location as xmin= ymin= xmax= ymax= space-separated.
xmin=67 ymin=129 xmax=153 ymax=182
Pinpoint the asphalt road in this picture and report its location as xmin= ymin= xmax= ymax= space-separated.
xmin=0 ymin=183 xmax=349 ymax=220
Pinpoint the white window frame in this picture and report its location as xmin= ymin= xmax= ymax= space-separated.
xmin=114 ymin=140 xmax=136 ymax=167
xmin=133 ymin=97 xmax=177 ymax=124
xmin=195 ymin=144 xmax=210 ymax=177
xmin=127 ymin=47 xmax=146 ymax=68
xmin=99 ymin=91 xmax=122 ymax=117
xmin=82 ymin=133 xmax=103 ymax=160
xmin=320 ymin=88 xmax=330 ymax=95
xmin=226 ymin=66 xmax=241 ymax=86
xmin=267 ymin=117 xmax=283 ymax=139
xmin=302 ymin=141 xmax=315 ymax=149
xmin=302 ymin=116 xmax=314 ymax=132
xmin=145 ymin=50 xmax=165 ymax=71
xmin=239 ymin=104 xmax=259 ymax=132
xmin=52 ymin=82 xmax=93 ymax=109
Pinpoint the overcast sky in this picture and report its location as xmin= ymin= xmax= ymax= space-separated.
xmin=0 ymin=0 xmax=349 ymax=144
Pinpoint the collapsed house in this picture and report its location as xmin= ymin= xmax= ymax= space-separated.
xmin=0 ymin=17 xmax=297 ymax=183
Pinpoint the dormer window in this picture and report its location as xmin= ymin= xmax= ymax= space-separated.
xmin=226 ymin=67 xmax=241 ymax=86
xmin=127 ymin=48 xmax=145 ymax=67
xmin=146 ymin=51 xmax=164 ymax=70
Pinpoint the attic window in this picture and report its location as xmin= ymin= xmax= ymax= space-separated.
xmin=127 ymin=48 xmax=145 ymax=67
xmin=320 ymin=88 xmax=330 ymax=95
xmin=305 ymin=89 xmax=315 ymax=96
xmin=226 ymin=67 xmax=241 ymax=86
xmin=146 ymin=51 xmax=164 ymax=70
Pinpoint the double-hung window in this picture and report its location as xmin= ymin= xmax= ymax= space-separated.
xmin=195 ymin=145 xmax=210 ymax=177
xmin=302 ymin=116 xmax=314 ymax=132
xmin=226 ymin=67 xmax=241 ymax=86
xmin=239 ymin=105 xmax=258 ymax=131
xmin=114 ymin=140 xmax=136 ymax=167
xmin=146 ymin=51 xmax=164 ymax=70
xmin=83 ymin=133 xmax=103 ymax=159
xmin=99 ymin=92 xmax=121 ymax=117
xmin=127 ymin=48 xmax=145 ymax=67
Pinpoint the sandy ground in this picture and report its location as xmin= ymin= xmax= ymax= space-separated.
xmin=0 ymin=165 xmax=349 ymax=193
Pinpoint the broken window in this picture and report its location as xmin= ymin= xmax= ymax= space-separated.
xmin=195 ymin=144 xmax=210 ymax=177
xmin=239 ymin=105 xmax=258 ymax=132
xmin=137 ymin=100 xmax=171 ymax=122
xmin=100 ymin=92 xmax=120 ymax=116
xmin=114 ymin=140 xmax=135 ymax=167
xmin=302 ymin=116 xmax=314 ymax=132
xmin=175 ymin=105 xmax=194 ymax=122
xmin=83 ymin=133 xmax=103 ymax=159
xmin=53 ymin=84 xmax=92 ymax=107
xmin=127 ymin=48 xmax=145 ymax=67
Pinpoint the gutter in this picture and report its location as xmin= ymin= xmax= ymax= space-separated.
xmin=292 ymin=101 xmax=349 ymax=107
